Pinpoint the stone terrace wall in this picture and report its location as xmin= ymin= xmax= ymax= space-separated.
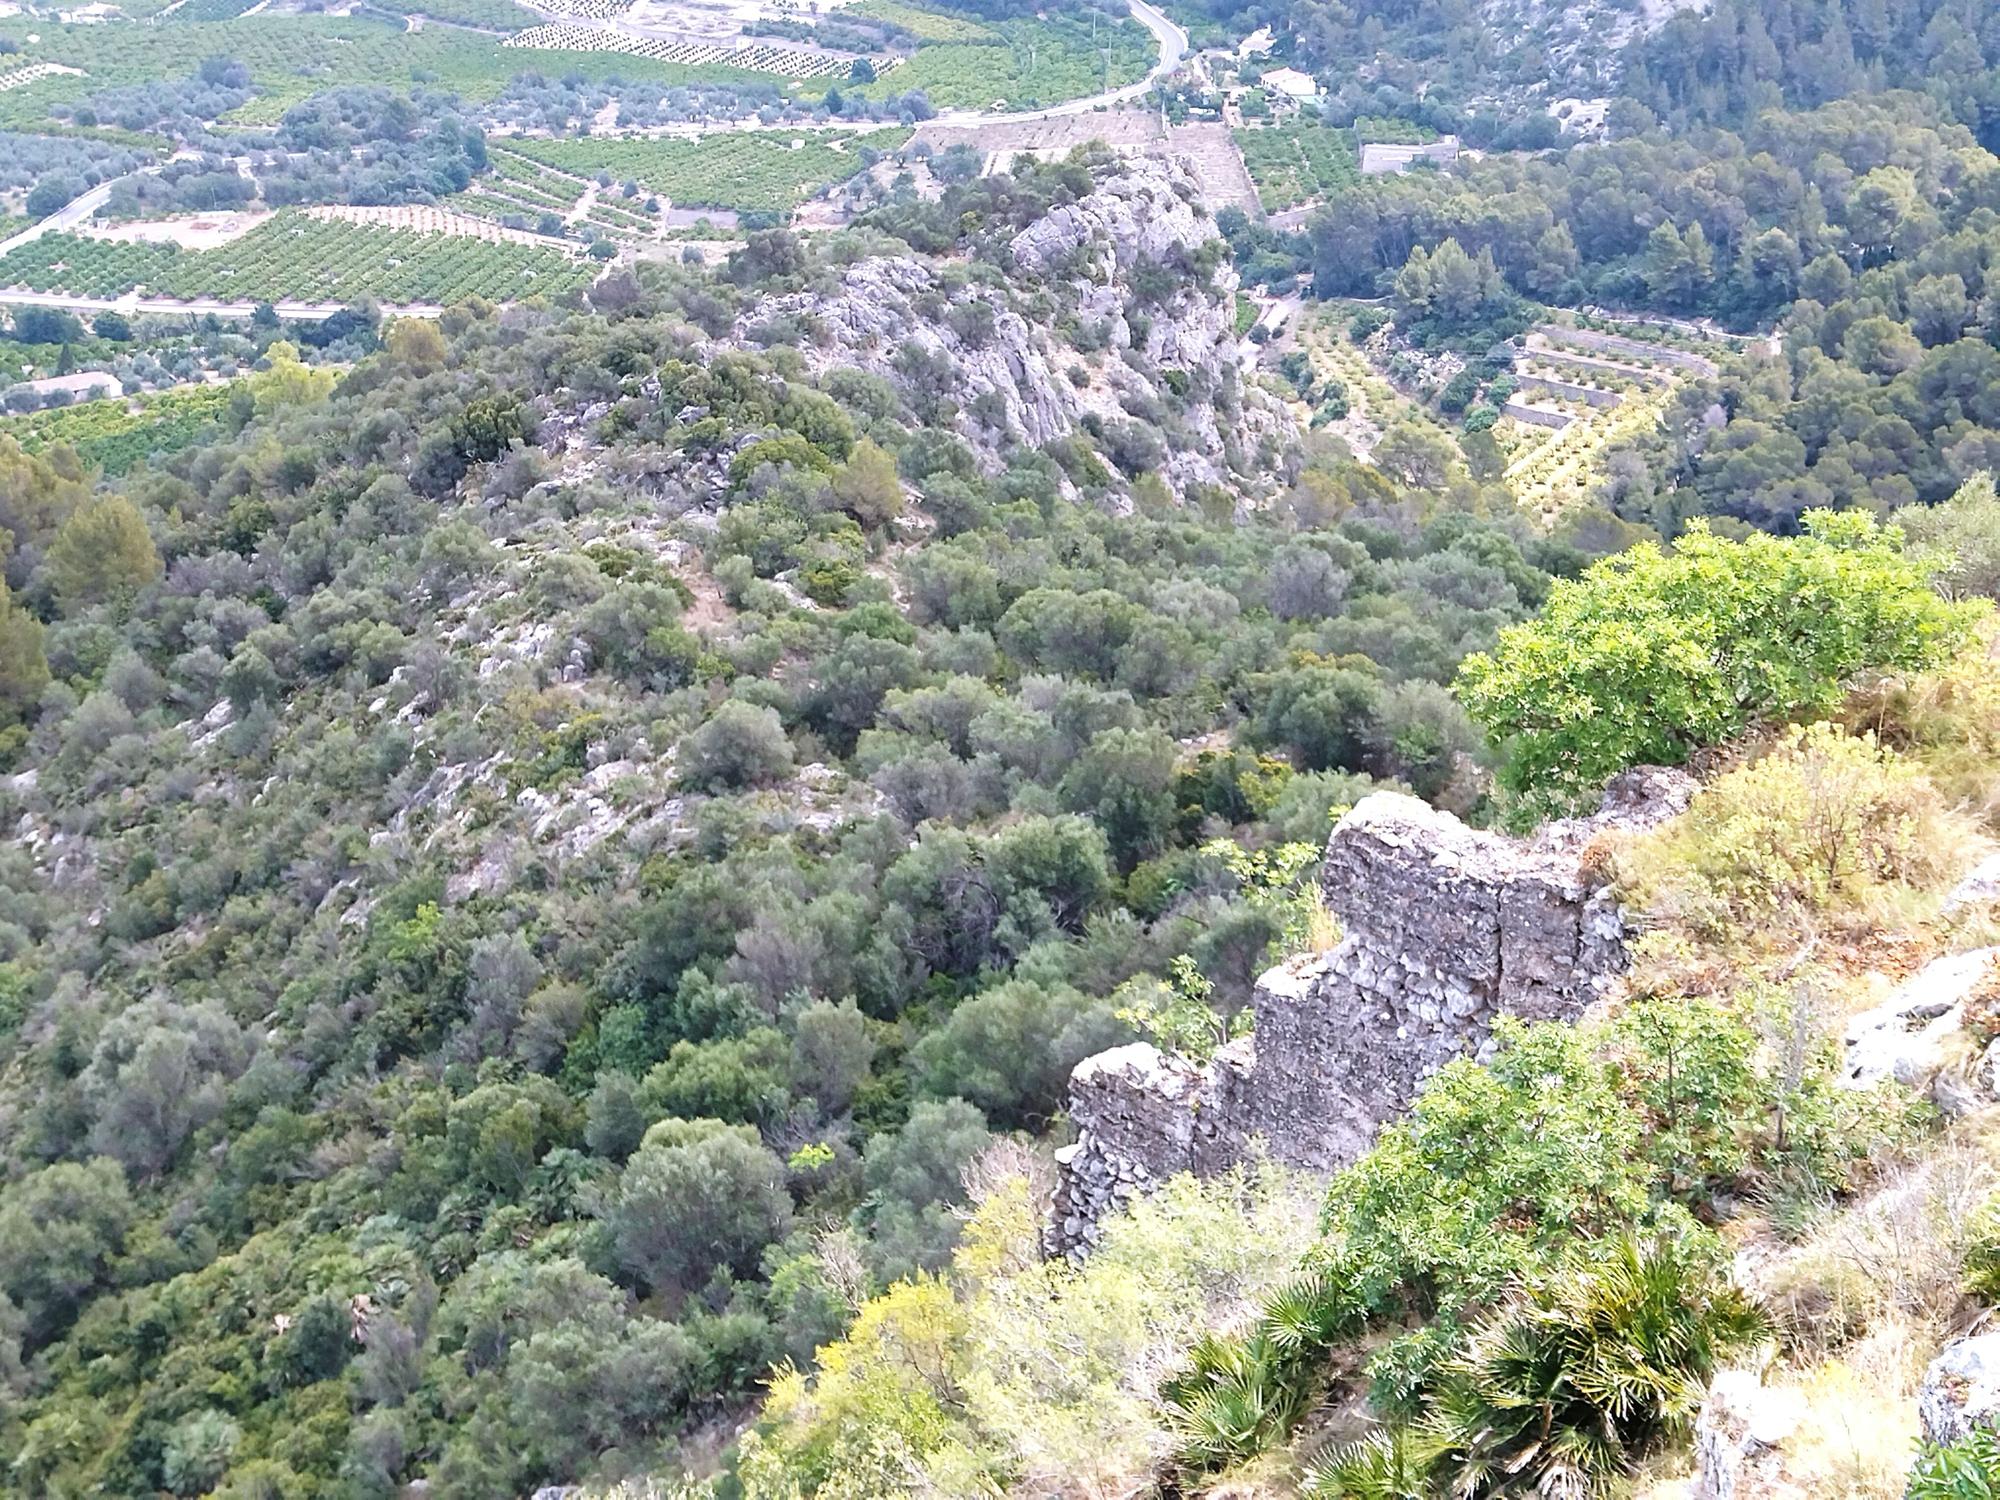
xmin=1047 ymin=768 xmax=1698 ymax=1259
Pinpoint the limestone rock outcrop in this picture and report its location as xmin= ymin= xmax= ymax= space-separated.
xmin=1048 ymin=767 xmax=1698 ymax=1258
xmin=1690 ymin=1370 xmax=1812 ymax=1500
xmin=1942 ymin=851 xmax=2000 ymax=920
xmin=1920 ymin=1330 xmax=2000 ymax=1445
xmin=1009 ymin=167 xmax=1216 ymax=282
xmin=1841 ymin=947 xmax=2000 ymax=1117
xmin=733 ymin=156 xmax=1293 ymax=495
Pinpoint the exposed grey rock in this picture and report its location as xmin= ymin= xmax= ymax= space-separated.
xmin=1010 ymin=168 xmax=1214 ymax=280
xmin=731 ymin=156 xmax=1294 ymax=497
xmin=1046 ymin=767 xmax=1697 ymax=1257
xmin=1920 ymin=1331 xmax=2000 ymax=1445
xmin=1945 ymin=852 xmax=2000 ymax=919
xmin=1935 ymin=1067 xmax=1989 ymax=1121
xmin=1691 ymin=1370 xmax=1810 ymax=1500
xmin=445 ymin=835 xmax=520 ymax=905
xmin=1841 ymin=947 xmax=2000 ymax=1094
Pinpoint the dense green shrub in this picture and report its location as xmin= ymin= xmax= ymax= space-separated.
xmin=1456 ymin=512 xmax=1979 ymax=818
xmin=1168 ymin=987 xmax=1889 ymax=1476
xmin=1910 ymin=1429 xmax=2000 ymax=1500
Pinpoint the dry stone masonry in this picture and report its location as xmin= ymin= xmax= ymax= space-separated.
xmin=1048 ymin=768 xmax=1698 ymax=1259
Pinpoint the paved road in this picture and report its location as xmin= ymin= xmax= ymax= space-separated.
xmin=929 ymin=0 xmax=1188 ymax=126
xmin=1237 ymin=293 xmax=1300 ymax=364
xmin=0 ymin=150 xmax=221 ymax=262
xmin=0 ymin=180 xmax=118 ymax=260
xmin=0 ymin=288 xmax=444 ymax=321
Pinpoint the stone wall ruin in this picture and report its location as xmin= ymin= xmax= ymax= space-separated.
xmin=1047 ymin=768 xmax=1699 ymax=1259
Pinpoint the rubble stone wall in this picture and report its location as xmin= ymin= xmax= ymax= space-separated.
xmin=1048 ymin=769 xmax=1698 ymax=1258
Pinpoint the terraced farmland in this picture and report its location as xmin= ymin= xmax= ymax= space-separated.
xmin=506 ymin=128 xmax=908 ymax=215
xmin=0 ymin=14 xmax=770 ymax=126
xmin=1501 ymin=387 xmax=1673 ymax=524
xmin=0 ymin=212 xmax=594 ymax=304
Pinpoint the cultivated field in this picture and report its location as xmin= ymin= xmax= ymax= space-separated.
xmin=0 ymin=212 xmax=595 ymax=303
xmin=361 ymin=0 xmax=540 ymax=30
xmin=506 ymin=128 xmax=909 ymax=215
xmin=855 ymin=11 xmax=1152 ymax=109
xmin=304 ymin=203 xmax=576 ymax=249
xmin=848 ymin=0 xmax=990 ymax=41
xmin=0 ymin=380 xmax=231 ymax=474
xmin=0 ymin=14 xmax=774 ymax=126
xmin=1234 ymin=118 xmax=1434 ymax=214
xmin=502 ymin=25 xmax=898 ymax=82
xmin=0 ymin=62 xmax=84 ymax=94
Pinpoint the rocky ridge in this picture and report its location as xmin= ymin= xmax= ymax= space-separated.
xmin=734 ymin=155 xmax=1295 ymax=497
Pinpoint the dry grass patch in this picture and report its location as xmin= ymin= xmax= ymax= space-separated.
xmin=1759 ymin=1139 xmax=1992 ymax=1359
xmin=1848 ymin=622 xmax=2000 ymax=829
xmin=1613 ymin=725 xmax=1989 ymax=996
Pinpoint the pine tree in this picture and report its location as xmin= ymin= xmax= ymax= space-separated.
xmin=0 ymin=578 xmax=48 ymax=730
xmin=46 ymin=495 xmax=160 ymax=613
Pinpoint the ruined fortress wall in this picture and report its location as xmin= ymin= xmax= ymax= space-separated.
xmin=1047 ymin=769 xmax=1698 ymax=1259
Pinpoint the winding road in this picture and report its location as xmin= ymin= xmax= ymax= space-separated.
xmin=0 ymin=180 xmax=118 ymax=261
xmin=0 ymin=1 xmax=1190 ymax=321
xmin=930 ymin=0 xmax=1188 ymax=126
xmin=0 ymin=288 xmax=443 ymax=321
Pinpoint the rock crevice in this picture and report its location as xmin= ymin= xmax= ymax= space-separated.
xmin=1048 ymin=768 xmax=1698 ymax=1259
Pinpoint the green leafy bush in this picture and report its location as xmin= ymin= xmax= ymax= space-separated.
xmin=1455 ymin=512 xmax=1980 ymax=818
xmin=1168 ymin=986 xmax=1889 ymax=1477
xmin=1909 ymin=1428 xmax=2000 ymax=1500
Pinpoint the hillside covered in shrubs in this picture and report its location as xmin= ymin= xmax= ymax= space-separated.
xmin=11 ymin=47 xmax=2000 ymax=1500
xmin=738 ymin=488 xmax=2000 ymax=1499
xmin=0 ymin=152 xmax=1590 ymax=1497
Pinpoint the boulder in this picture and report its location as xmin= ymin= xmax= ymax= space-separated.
xmin=1842 ymin=948 xmax=2000 ymax=1095
xmin=1920 ymin=1331 xmax=2000 ymax=1445
xmin=1944 ymin=852 xmax=2000 ymax=919
xmin=1690 ymin=1369 xmax=1811 ymax=1500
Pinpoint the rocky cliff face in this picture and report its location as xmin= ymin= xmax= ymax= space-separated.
xmin=736 ymin=156 xmax=1294 ymax=497
xmin=1048 ymin=768 xmax=1699 ymax=1259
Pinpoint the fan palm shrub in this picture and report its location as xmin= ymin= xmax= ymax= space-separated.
xmin=1164 ymin=1329 xmax=1319 ymax=1471
xmin=1420 ymin=1231 xmax=1767 ymax=1498
xmin=1307 ymin=1232 xmax=1766 ymax=1499
xmin=1164 ymin=1257 xmax=1365 ymax=1467
xmin=1306 ymin=1427 xmax=1430 ymax=1500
